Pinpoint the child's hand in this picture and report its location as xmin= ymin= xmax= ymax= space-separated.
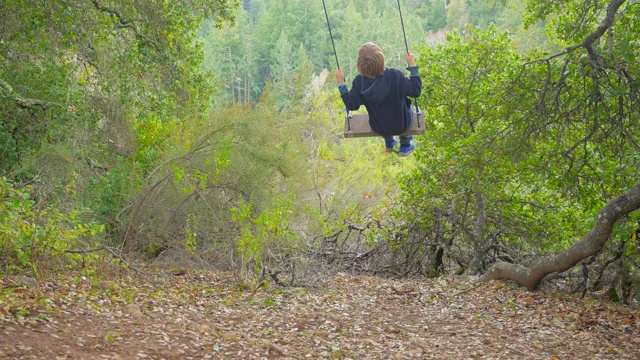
xmin=335 ymin=67 xmax=345 ymax=84
xmin=406 ymin=51 xmax=416 ymax=67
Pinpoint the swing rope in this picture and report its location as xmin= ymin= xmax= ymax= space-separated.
xmin=322 ymin=0 xmax=340 ymax=69
xmin=396 ymin=0 xmax=409 ymax=54
xmin=321 ymin=0 xmax=422 ymax=132
xmin=396 ymin=0 xmax=421 ymax=126
xmin=322 ymin=0 xmax=352 ymax=129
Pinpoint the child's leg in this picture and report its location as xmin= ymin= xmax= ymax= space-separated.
xmin=383 ymin=135 xmax=397 ymax=152
xmin=399 ymin=135 xmax=415 ymax=156
xmin=405 ymin=98 xmax=414 ymax=111
xmin=404 ymin=98 xmax=415 ymax=143
xmin=399 ymin=135 xmax=413 ymax=146
xmin=394 ymin=98 xmax=416 ymax=156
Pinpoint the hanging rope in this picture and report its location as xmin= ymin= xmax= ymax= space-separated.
xmin=322 ymin=0 xmax=351 ymax=130
xmin=322 ymin=0 xmax=340 ymax=69
xmin=396 ymin=0 xmax=421 ymax=123
xmin=396 ymin=0 xmax=409 ymax=53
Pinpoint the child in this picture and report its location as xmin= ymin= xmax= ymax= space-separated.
xmin=336 ymin=42 xmax=422 ymax=156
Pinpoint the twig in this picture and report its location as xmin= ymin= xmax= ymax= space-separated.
xmin=15 ymin=174 xmax=41 ymax=190
xmin=454 ymin=282 xmax=486 ymax=296
xmin=85 ymin=157 xmax=110 ymax=172
xmin=391 ymin=286 xmax=419 ymax=296
xmin=65 ymin=246 xmax=108 ymax=254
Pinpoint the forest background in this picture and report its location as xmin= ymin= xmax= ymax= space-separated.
xmin=1 ymin=0 xmax=639 ymax=304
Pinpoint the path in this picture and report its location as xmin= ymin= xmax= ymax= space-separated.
xmin=1 ymin=272 xmax=638 ymax=359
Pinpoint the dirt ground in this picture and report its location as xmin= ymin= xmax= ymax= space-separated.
xmin=1 ymin=271 xmax=639 ymax=359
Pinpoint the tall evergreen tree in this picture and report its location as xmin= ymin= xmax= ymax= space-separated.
xmin=446 ymin=0 xmax=471 ymax=31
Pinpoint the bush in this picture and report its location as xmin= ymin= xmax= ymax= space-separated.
xmin=0 ymin=177 xmax=104 ymax=276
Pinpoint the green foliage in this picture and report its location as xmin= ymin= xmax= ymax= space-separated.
xmin=0 ymin=127 xmax=18 ymax=171
xmin=203 ymin=0 xmax=425 ymax=104
xmin=0 ymin=0 xmax=237 ymax=180
xmin=132 ymin=114 xmax=183 ymax=174
xmin=85 ymin=158 xmax=140 ymax=232
xmin=470 ymin=0 xmax=501 ymax=28
xmin=231 ymin=195 xmax=297 ymax=283
xmin=2 ymin=0 xmax=639 ymax=299
xmin=419 ymin=0 xmax=447 ymax=31
xmin=390 ymin=0 xmax=640 ymax=285
xmin=447 ymin=0 xmax=471 ymax=31
xmin=399 ymin=26 xmax=596 ymax=274
xmin=0 ymin=177 xmax=104 ymax=275
xmin=510 ymin=1 xmax=640 ymax=205
xmin=0 ymin=0 xmax=239 ymax=262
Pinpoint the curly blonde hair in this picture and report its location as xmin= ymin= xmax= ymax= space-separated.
xmin=357 ymin=42 xmax=385 ymax=79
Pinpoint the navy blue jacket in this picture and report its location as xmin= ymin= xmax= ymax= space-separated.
xmin=340 ymin=66 xmax=422 ymax=136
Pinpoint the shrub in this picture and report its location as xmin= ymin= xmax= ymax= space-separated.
xmin=0 ymin=177 xmax=104 ymax=275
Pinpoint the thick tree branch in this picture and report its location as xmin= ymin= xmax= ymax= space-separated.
xmin=576 ymin=0 xmax=625 ymax=50
xmin=88 ymin=0 xmax=129 ymax=24
xmin=0 ymin=77 xmax=63 ymax=110
xmin=480 ymin=181 xmax=640 ymax=290
xmin=88 ymin=0 xmax=158 ymax=49
xmin=526 ymin=0 xmax=626 ymax=65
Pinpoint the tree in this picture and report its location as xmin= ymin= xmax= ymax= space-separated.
xmin=401 ymin=26 xmax=568 ymax=277
xmin=270 ymin=31 xmax=295 ymax=110
xmin=446 ymin=0 xmax=470 ymax=31
xmin=0 ymin=0 xmax=238 ymax=175
xmin=415 ymin=0 xmax=448 ymax=31
xmin=0 ymin=0 xmax=239 ymax=256
xmin=469 ymin=0 xmax=500 ymax=28
xmin=251 ymin=0 xmax=328 ymax=92
xmin=481 ymin=184 xmax=640 ymax=289
xmin=400 ymin=0 xmax=640 ymax=295
xmin=479 ymin=0 xmax=640 ymax=290
xmin=203 ymin=8 xmax=256 ymax=104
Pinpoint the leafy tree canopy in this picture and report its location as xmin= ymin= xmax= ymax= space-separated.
xmin=0 ymin=0 xmax=239 ymax=174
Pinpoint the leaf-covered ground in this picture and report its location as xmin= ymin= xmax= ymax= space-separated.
xmin=1 ymin=271 xmax=638 ymax=359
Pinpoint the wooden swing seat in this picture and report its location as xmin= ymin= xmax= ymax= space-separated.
xmin=343 ymin=111 xmax=426 ymax=138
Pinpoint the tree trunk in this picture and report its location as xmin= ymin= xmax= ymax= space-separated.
xmin=480 ymin=182 xmax=640 ymax=290
xmin=468 ymin=187 xmax=487 ymax=274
